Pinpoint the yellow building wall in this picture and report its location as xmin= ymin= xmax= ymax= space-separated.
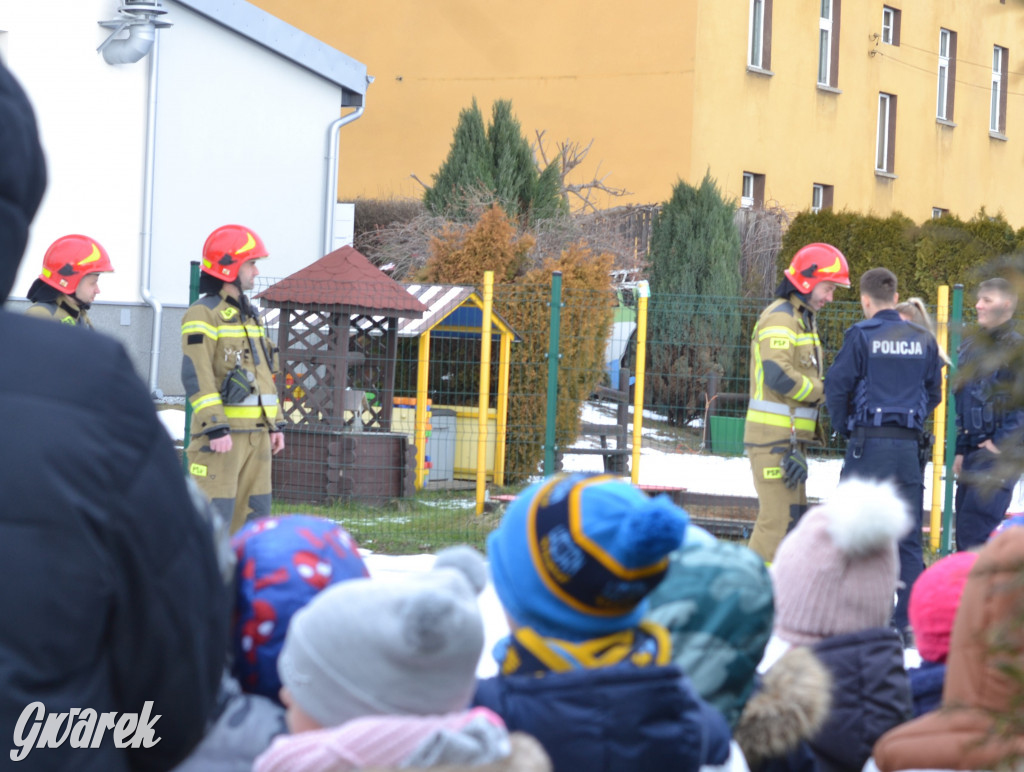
xmin=692 ymin=0 xmax=1024 ymax=223
xmin=247 ymin=0 xmax=699 ymax=210
xmin=248 ymin=0 xmax=1022 ymax=224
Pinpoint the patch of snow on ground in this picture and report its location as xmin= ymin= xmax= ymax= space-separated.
xmin=158 ymin=407 xmax=185 ymax=443
xmin=567 ymin=401 xmax=955 ymax=504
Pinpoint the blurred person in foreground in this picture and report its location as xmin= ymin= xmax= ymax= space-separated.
xmin=869 ymin=526 xmax=1024 ymax=771
xmin=0 ymin=59 xmax=226 ymax=770
xmin=474 ymin=473 xmax=739 ymax=771
xmin=768 ymin=478 xmax=914 ymax=772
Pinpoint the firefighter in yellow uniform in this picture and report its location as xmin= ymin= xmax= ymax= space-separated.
xmin=182 ymin=224 xmax=285 ymax=534
xmin=25 ymin=235 xmax=114 ymax=327
xmin=745 ymin=243 xmax=850 ymax=562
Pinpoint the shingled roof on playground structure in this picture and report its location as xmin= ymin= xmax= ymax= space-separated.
xmin=257 ymin=245 xmax=427 ymax=318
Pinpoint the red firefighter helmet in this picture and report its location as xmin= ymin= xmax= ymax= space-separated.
xmin=39 ymin=235 xmax=114 ymax=294
xmin=783 ymin=243 xmax=851 ymax=293
xmin=202 ymin=225 xmax=268 ymax=282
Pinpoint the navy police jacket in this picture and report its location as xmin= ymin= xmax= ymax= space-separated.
xmin=474 ymin=664 xmax=732 ymax=772
xmin=954 ymin=320 xmax=1024 ymax=454
xmin=825 ymin=309 xmax=942 ymax=436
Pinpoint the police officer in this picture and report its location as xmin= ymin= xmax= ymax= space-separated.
xmin=953 ymin=277 xmax=1024 ymax=550
xmin=825 ymin=267 xmax=942 ymax=641
xmin=182 ymin=224 xmax=285 ymax=534
xmin=25 ymin=234 xmax=114 ymax=326
xmin=745 ymin=242 xmax=850 ymax=562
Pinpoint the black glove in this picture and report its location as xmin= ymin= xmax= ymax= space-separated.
xmin=221 ymin=366 xmax=254 ymax=405
xmin=781 ymin=448 xmax=808 ymax=489
xmin=918 ymin=431 xmax=935 ymax=470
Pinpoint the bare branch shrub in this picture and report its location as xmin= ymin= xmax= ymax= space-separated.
xmin=534 ymin=130 xmax=632 ymax=213
xmin=735 ymin=203 xmax=791 ymax=298
xmin=360 ymin=198 xmax=654 ymax=281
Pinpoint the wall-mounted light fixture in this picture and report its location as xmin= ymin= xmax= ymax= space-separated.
xmin=97 ymin=1 xmax=172 ymax=65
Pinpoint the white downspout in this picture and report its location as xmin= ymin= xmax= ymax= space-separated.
xmin=323 ymin=93 xmax=368 ymax=256
xmin=140 ymin=29 xmax=163 ymax=396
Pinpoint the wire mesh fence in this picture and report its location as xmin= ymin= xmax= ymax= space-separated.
xmin=229 ymin=271 xmax=901 ymax=552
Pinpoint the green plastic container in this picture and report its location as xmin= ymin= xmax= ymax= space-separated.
xmin=709 ymin=415 xmax=746 ymax=456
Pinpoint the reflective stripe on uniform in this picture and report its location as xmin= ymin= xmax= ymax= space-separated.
xmin=748 ymin=399 xmax=818 ymax=421
xmin=793 ymin=376 xmax=814 ymax=401
xmin=232 ymin=393 xmax=280 ymax=407
xmin=224 ymin=404 xmax=280 ymax=419
xmin=191 ymin=392 xmax=223 ymax=412
xmin=181 ymin=321 xmax=266 ymax=340
xmin=217 ymin=323 xmax=265 ymax=339
xmin=181 ymin=320 xmax=220 ymax=339
xmin=746 ymin=409 xmax=817 ymax=433
xmin=753 ymin=346 xmax=764 ymax=400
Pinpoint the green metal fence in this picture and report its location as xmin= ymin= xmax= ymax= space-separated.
xmin=178 ymin=272 xmax=954 ymax=553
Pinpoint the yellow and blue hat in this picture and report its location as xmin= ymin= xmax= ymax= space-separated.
xmin=488 ymin=473 xmax=688 ymax=641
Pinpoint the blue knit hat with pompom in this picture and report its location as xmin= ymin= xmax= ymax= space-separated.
xmin=488 ymin=473 xmax=688 ymax=641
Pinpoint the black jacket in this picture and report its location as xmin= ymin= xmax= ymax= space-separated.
xmin=474 ymin=664 xmax=732 ymax=772
xmin=808 ymin=628 xmax=912 ymax=772
xmin=0 ymin=58 xmax=227 ymax=771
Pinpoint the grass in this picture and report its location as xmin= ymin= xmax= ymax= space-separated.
xmin=271 ymin=488 xmax=509 ymax=554
xmin=261 ymin=402 xmax=712 ymax=554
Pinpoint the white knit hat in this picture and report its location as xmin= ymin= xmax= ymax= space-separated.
xmin=278 ymin=545 xmax=487 ymax=728
xmin=771 ymin=478 xmax=912 ymax=645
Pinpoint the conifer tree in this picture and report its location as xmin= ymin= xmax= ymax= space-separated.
xmin=647 ymin=172 xmax=743 ymax=423
xmin=424 ymin=99 xmax=493 ymax=221
xmin=425 ymin=99 xmax=565 ymax=224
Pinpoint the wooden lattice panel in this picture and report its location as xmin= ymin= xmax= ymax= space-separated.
xmin=273 ymin=304 xmax=396 ymax=432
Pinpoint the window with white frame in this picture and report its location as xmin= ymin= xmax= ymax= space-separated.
xmin=742 ymin=173 xmax=755 ymax=208
xmin=937 ymin=29 xmax=956 ymax=121
xmin=875 ymin=93 xmax=896 ymax=173
xmin=749 ymin=0 xmax=773 ymax=70
xmin=818 ymin=0 xmax=840 ymax=87
xmin=991 ymin=45 xmax=1008 ymax=134
xmin=812 ymin=184 xmax=834 ymax=213
xmin=881 ymin=6 xmax=900 ymax=46
xmin=742 ymin=172 xmax=765 ymax=209
xmin=932 ymin=207 xmax=949 ymax=219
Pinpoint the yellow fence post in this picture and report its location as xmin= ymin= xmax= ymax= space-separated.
xmin=630 ymin=281 xmax=650 ymax=485
xmin=414 ymin=331 xmax=431 ymax=490
xmin=476 ymin=271 xmax=494 ymax=515
xmin=494 ymin=331 xmax=511 ymax=487
xmin=930 ymin=285 xmax=950 ymax=552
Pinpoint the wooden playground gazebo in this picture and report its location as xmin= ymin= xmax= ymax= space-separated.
xmin=258 ymin=246 xmax=427 ymax=503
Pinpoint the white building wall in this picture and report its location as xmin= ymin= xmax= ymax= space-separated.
xmin=152 ymin=2 xmax=343 ymax=305
xmin=1 ymin=0 xmax=362 ymax=393
xmin=1 ymin=1 xmax=348 ymax=307
xmin=0 ymin=0 xmax=149 ymax=302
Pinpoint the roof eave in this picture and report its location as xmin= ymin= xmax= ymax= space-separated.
xmin=169 ymin=0 xmax=368 ymax=103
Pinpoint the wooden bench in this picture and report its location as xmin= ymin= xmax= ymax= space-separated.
xmin=558 ymin=368 xmax=632 ymax=474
